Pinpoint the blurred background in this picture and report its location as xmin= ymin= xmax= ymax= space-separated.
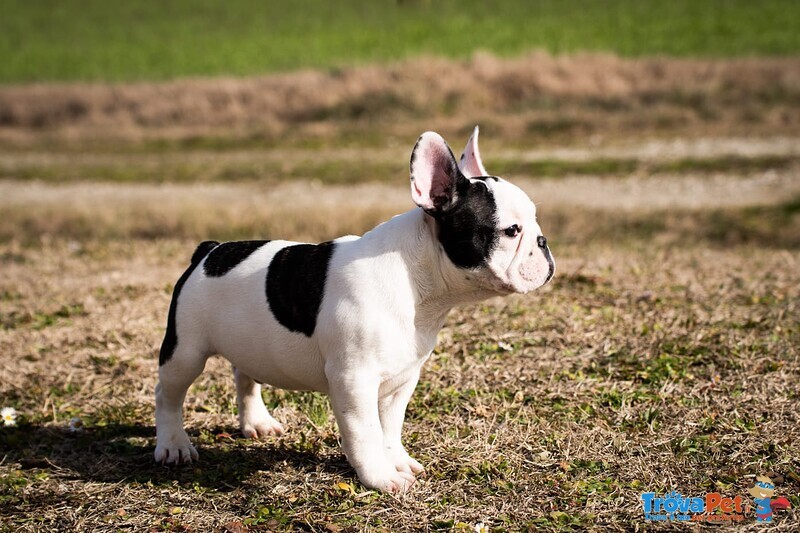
xmin=1 ymin=1 xmax=799 ymax=530
xmin=0 ymin=0 xmax=798 ymax=244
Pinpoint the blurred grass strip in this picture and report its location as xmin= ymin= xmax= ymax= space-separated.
xmin=2 ymin=0 xmax=800 ymax=83
xmin=0 ymin=154 xmax=795 ymax=184
xmin=2 ymin=193 xmax=798 ymax=249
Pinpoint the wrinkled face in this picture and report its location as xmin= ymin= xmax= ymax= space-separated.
xmin=410 ymin=127 xmax=555 ymax=294
xmin=480 ymin=177 xmax=554 ymax=293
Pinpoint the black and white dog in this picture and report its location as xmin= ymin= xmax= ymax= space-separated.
xmin=155 ymin=128 xmax=554 ymax=492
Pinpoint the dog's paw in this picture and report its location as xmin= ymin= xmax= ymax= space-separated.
xmin=240 ymin=413 xmax=284 ymax=439
xmin=238 ymin=399 xmax=285 ymax=439
xmin=386 ymin=448 xmax=424 ymax=475
xmin=358 ymin=466 xmax=416 ymax=493
xmin=393 ymin=454 xmax=424 ymax=475
xmin=154 ymin=431 xmax=198 ymax=465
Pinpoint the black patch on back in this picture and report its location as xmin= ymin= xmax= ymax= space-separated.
xmin=433 ymin=177 xmax=498 ymax=269
xmin=192 ymin=240 xmax=220 ymax=264
xmin=203 ymin=240 xmax=270 ymax=277
xmin=159 ymin=240 xmax=220 ymax=366
xmin=266 ymin=242 xmax=336 ymax=337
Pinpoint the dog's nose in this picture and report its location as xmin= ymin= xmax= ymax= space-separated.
xmin=537 ymin=235 xmax=547 ymax=248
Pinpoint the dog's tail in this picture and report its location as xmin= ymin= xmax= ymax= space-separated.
xmin=191 ymin=240 xmax=220 ymax=266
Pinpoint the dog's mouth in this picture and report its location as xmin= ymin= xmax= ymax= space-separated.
xmin=517 ymin=253 xmax=554 ymax=288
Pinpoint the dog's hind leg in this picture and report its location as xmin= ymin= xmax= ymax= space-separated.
xmin=233 ymin=366 xmax=284 ymax=439
xmin=154 ymin=344 xmax=207 ymax=464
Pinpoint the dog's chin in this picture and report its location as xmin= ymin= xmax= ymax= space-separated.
xmin=506 ymin=271 xmax=551 ymax=294
xmin=509 ymin=279 xmax=545 ymax=295
xmin=483 ymin=270 xmax=544 ymax=295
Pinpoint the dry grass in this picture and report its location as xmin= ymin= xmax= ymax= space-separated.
xmin=1 ymin=169 xmax=799 ymax=530
xmin=1 ymin=237 xmax=798 ymax=531
xmin=1 ymin=171 xmax=799 ymax=248
xmin=1 ymin=53 xmax=800 ymax=147
xmin=1 ymin=54 xmax=800 ymax=531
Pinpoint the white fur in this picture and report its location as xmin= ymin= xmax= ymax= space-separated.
xmin=482 ymin=178 xmax=554 ymax=293
xmin=154 ymin=129 xmax=554 ymax=492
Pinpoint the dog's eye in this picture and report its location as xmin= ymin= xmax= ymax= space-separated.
xmin=503 ymin=224 xmax=521 ymax=238
xmin=537 ymin=235 xmax=548 ymax=248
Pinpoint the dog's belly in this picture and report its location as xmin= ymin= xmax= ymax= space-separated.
xmin=211 ymin=328 xmax=328 ymax=393
xmin=204 ymin=292 xmax=329 ymax=392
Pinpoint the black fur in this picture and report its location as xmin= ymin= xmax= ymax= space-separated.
xmin=159 ymin=241 xmax=219 ymax=366
xmin=543 ymin=243 xmax=555 ymax=283
xmin=191 ymin=240 xmax=220 ymax=264
xmin=410 ymin=135 xmax=499 ymax=269
xmin=204 ymin=240 xmax=270 ymax=277
xmin=266 ymin=242 xmax=336 ymax=337
xmin=434 ymin=176 xmax=499 ymax=268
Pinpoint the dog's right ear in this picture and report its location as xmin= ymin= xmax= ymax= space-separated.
xmin=410 ymin=132 xmax=464 ymax=213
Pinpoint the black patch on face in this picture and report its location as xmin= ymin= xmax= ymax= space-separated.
xmin=159 ymin=240 xmax=220 ymax=366
xmin=433 ymin=178 xmax=498 ymax=269
xmin=203 ymin=240 xmax=270 ymax=277
xmin=471 ymin=175 xmax=499 ymax=182
xmin=266 ymin=241 xmax=336 ymax=337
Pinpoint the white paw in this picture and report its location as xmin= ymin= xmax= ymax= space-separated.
xmin=240 ymin=412 xmax=284 ymax=439
xmin=386 ymin=448 xmax=424 ymax=475
xmin=154 ymin=430 xmax=198 ymax=465
xmin=394 ymin=455 xmax=424 ymax=475
xmin=358 ymin=465 xmax=416 ymax=493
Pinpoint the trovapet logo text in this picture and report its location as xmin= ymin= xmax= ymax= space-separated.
xmin=641 ymin=491 xmax=747 ymax=522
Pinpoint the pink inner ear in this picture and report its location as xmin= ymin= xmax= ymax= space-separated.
xmin=410 ymin=132 xmax=459 ymax=210
xmin=459 ymin=126 xmax=488 ymax=178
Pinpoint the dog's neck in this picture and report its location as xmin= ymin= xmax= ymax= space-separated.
xmin=361 ymin=208 xmax=498 ymax=325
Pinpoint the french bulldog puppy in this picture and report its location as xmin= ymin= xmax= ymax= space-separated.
xmin=154 ymin=127 xmax=554 ymax=492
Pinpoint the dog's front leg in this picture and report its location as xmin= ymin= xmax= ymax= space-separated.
xmin=379 ymin=374 xmax=424 ymax=476
xmin=328 ymin=371 xmax=416 ymax=492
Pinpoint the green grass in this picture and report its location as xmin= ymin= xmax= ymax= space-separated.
xmin=1 ymin=152 xmax=795 ymax=185
xmin=1 ymin=0 xmax=799 ymax=83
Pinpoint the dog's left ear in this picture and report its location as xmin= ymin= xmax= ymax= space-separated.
xmin=410 ymin=131 xmax=464 ymax=212
xmin=458 ymin=125 xmax=488 ymax=178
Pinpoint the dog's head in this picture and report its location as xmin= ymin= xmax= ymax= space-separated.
xmin=410 ymin=127 xmax=554 ymax=294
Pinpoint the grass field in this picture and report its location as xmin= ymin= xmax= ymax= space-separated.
xmin=0 ymin=236 xmax=798 ymax=530
xmin=2 ymin=0 xmax=800 ymax=83
xmin=1 ymin=67 xmax=800 ymax=527
xmin=1 ymin=6 xmax=800 ymax=529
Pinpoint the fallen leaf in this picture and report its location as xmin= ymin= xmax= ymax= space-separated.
xmin=223 ymin=520 xmax=248 ymax=533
